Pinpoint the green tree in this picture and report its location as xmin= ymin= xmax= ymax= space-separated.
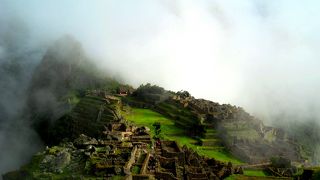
xmin=153 ymin=122 xmax=161 ymax=138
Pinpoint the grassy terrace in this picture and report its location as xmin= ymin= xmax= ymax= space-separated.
xmin=123 ymin=107 xmax=243 ymax=164
xmin=157 ymin=101 xmax=196 ymax=125
xmin=243 ymin=170 xmax=268 ymax=176
xmin=224 ymin=170 xmax=269 ymax=180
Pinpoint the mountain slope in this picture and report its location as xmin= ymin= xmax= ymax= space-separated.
xmin=123 ymin=85 xmax=303 ymax=164
xmin=3 ymin=94 xmax=240 ymax=180
xmin=172 ymin=94 xmax=302 ymax=163
xmin=2 ymin=36 xmax=313 ymax=179
xmin=26 ymin=35 xmax=123 ymax=144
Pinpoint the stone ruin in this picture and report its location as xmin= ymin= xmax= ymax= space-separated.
xmin=172 ymin=92 xmax=303 ymax=164
xmin=134 ymin=139 xmax=238 ymax=180
xmin=3 ymin=93 xmax=242 ymax=180
xmin=74 ymin=120 xmax=239 ymax=179
xmin=41 ymin=119 xmax=239 ymax=179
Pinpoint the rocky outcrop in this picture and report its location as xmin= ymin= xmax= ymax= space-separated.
xmin=40 ymin=148 xmax=71 ymax=173
xmin=74 ymin=134 xmax=98 ymax=147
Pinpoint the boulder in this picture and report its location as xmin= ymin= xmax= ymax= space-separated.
xmin=74 ymin=134 xmax=98 ymax=147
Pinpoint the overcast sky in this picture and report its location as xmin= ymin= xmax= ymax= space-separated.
xmin=1 ymin=0 xmax=320 ymax=124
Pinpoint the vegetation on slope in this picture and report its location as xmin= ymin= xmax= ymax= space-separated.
xmin=243 ymin=169 xmax=268 ymax=177
xmin=123 ymin=107 xmax=242 ymax=164
xmin=125 ymin=84 xmax=205 ymax=137
xmin=47 ymin=94 xmax=121 ymax=145
xmin=27 ymin=36 xmax=129 ymax=145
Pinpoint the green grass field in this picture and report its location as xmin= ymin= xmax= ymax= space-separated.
xmin=123 ymin=107 xmax=243 ymax=164
xmin=224 ymin=170 xmax=268 ymax=180
xmin=243 ymin=169 xmax=268 ymax=176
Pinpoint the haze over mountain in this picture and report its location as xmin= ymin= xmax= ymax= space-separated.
xmin=1 ymin=0 xmax=320 ymax=176
xmin=2 ymin=0 xmax=320 ymax=123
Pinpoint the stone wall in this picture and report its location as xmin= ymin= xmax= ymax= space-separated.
xmin=124 ymin=146 xmax=137 ymax=175
xmin=154 ymin=172 xmax=178 ymax=180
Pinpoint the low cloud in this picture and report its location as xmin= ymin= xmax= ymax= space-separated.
xmin=1 ymin=0 xmax=320 ymax=173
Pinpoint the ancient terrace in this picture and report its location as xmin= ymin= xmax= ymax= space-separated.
xmin=71 ymin=93 xmax=238 ymax=179
xmin=8 ymin=92 xmax=240 ymax=180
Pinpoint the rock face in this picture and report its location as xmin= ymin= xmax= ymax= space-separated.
xmin=74 ymin=134 xmax=98 ymax=147
xmin=26 ymin=36 xmax=117 ymax=144
xmin=3 ymin=94 xmax=240 ymax=180
xmin=40 ymin=149 xmax=71 ymax=173
xmin=27 ymin=35 xmax=90 ymax=119
xmin=172 ymin=91 xmax=303 ymax=164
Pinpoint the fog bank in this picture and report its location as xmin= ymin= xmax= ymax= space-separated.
xmin=1 ymin=0 xmax=320 ymax=174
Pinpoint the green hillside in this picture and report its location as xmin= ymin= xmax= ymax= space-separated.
xmin=123 ymin=107 xmax=243 ymax=164
xmin=2 ymin=37 xmax=312 ymax=179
